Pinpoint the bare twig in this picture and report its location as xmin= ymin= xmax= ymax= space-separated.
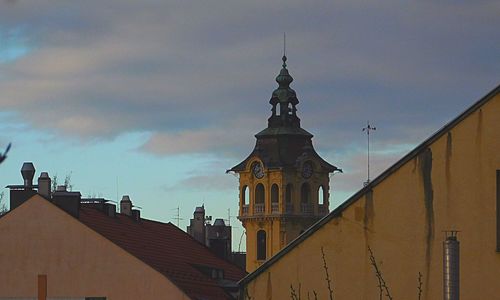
xmin=244 ymin=287 xmax=252 ymax=300
xmin=417 ymin=272 xmax=423 ymax=300
xmin=321 ymin=246 xmax=334 ymax=300
xmin=313 ymin=290 xmax=318 ymax=300
xmin=0 ymin=192 xmax=7 ymax=216
xmin=368 ymin=246 xmax=393 ymax=300
xmin=290 ymin=284 xmax=300 ymax=300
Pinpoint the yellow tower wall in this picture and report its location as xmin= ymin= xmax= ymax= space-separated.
xmin=238 ymin=157 xmax=331 ymax=272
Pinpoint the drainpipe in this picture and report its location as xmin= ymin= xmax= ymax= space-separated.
xmin=443 ymin=231 xmax=459 ymax=300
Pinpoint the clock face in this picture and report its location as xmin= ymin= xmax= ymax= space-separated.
xmin=252 ymin=162 xmax=264 ymax=179
xmin=302 ymin=161 xmax=313 ymax=179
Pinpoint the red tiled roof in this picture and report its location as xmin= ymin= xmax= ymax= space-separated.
xmin=78 ymin=206 xmax=246 ymax=300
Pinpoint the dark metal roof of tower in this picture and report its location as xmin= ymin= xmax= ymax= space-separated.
xmin=228 ymin=57 xmax=338 ymax=173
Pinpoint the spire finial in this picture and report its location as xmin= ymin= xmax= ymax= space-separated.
xmin=282 ymin=32 xmax=287 ymax=68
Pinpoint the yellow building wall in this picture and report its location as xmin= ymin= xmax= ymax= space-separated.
xmin=0 ymin=195 xmax=189 ymax=300
xmin=244 ymin=92 xmax=500 ymax=299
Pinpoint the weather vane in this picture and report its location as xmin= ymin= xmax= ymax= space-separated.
xmin=362 ymin=121 xmax=376 ymax=186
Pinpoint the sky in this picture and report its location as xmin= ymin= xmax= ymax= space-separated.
xmin=0 ymin=0 xmax=499 ymax=251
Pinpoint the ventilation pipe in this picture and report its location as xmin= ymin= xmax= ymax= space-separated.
xmin=443 ymin=231 xmax=460 ymax=300
xmin=21 ymin=162 xmax=35 ymax=189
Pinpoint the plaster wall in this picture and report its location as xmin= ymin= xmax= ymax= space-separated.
xmin=245 ymin=92 xmax=500 ymax=299
xmin=0 ymin=195 xmax=189 ymax=300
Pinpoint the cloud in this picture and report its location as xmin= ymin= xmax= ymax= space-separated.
xmin=0 ymin=0 xmax=498 ymax=157
xmin=329 ymin=143 xmax=413 ymax=194
xmin=164 ymin=173 xmax=237 ymax=192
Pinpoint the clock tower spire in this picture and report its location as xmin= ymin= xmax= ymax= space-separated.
xmin=228 ymin=56 xmax=340 ymax=272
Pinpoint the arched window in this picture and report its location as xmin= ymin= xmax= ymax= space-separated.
xmin=271 ymin=184 xmax=279 ymax=203
xmin=286 ymin=184 xmax=293 ymax=203
xmin=301 ymin=183 xmax=311 ymax=203
xmin=318 ymin=185 xmax=325 ymax=205
xmin=276 ymin=103 xmax=281 ymax=116
xmin=242 ymin=185 xmax=249 ymax=205
xmin=255 ymin=184 xmax=265 ymax=204
xmin=257 ymin=230 xmax=266 ymax=260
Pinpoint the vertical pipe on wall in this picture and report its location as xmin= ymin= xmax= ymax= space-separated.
xmin=443 ymin=231 xmax=460 ymax=300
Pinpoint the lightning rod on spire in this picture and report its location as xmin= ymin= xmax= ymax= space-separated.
xmin=283 ymin=32 xmax=286 ymax=57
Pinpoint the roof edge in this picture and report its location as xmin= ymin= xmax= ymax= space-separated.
xmin=239 ymin=83 xmax=500 ymax=285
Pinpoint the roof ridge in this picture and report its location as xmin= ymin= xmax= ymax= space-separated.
xmin=240 ymin=82 xmax=500 ymax=285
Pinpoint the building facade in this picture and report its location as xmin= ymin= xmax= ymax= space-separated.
xmin=229 ymin=56 xmax=340 ymax=272
xmin=240 ymin=85 xmax=500 ymax=299
xmin=1 ymin=165 xmax=246 ymax=300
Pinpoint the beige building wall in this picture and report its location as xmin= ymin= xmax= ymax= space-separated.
xmin=0 ymin=195 xmax=189 ymax=300
xmin=244 ymin=91 xmax=500 ymax=299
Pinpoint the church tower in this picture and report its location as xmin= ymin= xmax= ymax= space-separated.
xmin=228 ymin=55 xmax=340 ymax=272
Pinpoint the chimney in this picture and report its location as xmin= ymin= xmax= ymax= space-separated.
xmin=104 ymin=203 xmax=116 ymax=217
xmin=443 ymin=231 xmax=460 ymax=300
xmin=120 ymin=195 xmax=132 ymax=216
xmin=187 ymin=206 xmax=207 ymax=245
xmin=21 ymin=162 xmax=35 ymax=189
xmin=7 ymin=162 xmax=38 ymax=210
xmin=206 ymin=218 xmax=232 ymax=260
xmin=131 ymin=209 xmax=141 ymax=221
xmin=52 ymin=185 xmax=81 ymax=218
xmin=37 ymin=172 xmax=51 ymax=199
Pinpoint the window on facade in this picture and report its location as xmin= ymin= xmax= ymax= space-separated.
xmin=242 ymin=185 xmax=249 ymax=205
xmin=276 ymin=103 xmax=280 ymax=116
xmin=255 ymin=183 xmax=265 ymax=204
xmin=257 ymin=230 xmax=267 ymax=260
xmin=286 ymin=184 xmax=293 ymax=203
xmin=271 ymin=184 xmax=279 ymax=203
xmin=301 ymin=183 xmax=311 ymax=203
xmin=318 ymin=186 xmax=325 ymax=205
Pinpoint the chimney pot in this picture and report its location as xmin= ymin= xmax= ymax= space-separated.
xmin=38 ymin=172 xmax=51 ymax=198
xmin=21 ymin=162 xmax=35 ymax=189
xmin=120 ymin=195 xmax=132 ymax=216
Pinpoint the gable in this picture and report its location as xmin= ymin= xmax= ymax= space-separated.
xmin=0 ymin=195 xmax=190 ymax=300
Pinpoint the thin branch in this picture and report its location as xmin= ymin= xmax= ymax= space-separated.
xmin=368 ymin=246 xmax=393 ymax=300
xmin=321 ymin=246 xmax=334 ymax=300
xmin=290 ymin=284 xmax=300 ymax=300
xmin=417 ymin=272 xmax=423 ymax=300
xmin=245 ymin=287 xmax=252 ymax=300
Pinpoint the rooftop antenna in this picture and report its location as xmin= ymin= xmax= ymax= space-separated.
xmin=115 ymin=176 xmax=119 ymax=205
xmin=362 ymin=121 xmax=376 ymax=186
xmin=225 ymin=208 xmax=237 ymax=226
xmin=172 ymin=206 xmax=184 ymax=227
